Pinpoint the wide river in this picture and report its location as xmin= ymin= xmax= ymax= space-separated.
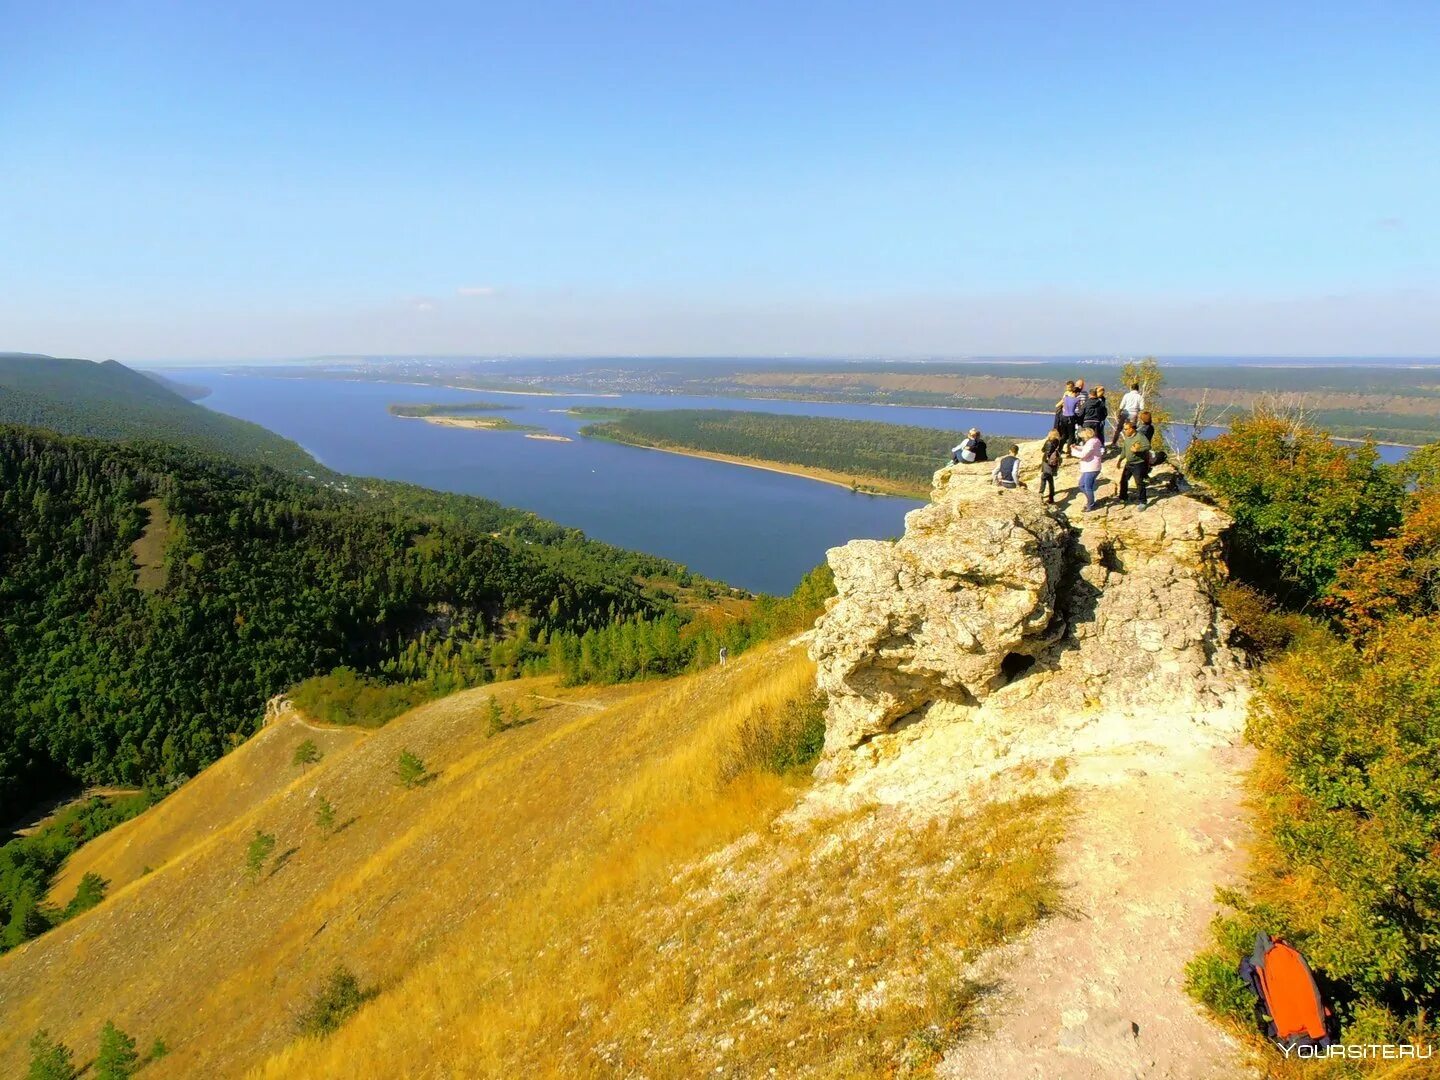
xmin=174 ymin=371 xmax=1408 ymax=595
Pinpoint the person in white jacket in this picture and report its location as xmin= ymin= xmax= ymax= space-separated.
xmin=1112 ymin=382 xmax=1146 ymax=447
xmin=1071 ymin=426 xmax=1104 ymax=511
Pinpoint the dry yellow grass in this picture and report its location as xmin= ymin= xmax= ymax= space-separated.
xmin=48 ymin=712 xmax=364 ymax=904
xmin=2 ymin=644 xmax=1065 ymax=1078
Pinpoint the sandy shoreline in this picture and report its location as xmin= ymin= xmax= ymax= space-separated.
xmin=594 ymin=438 xmax=926 ymax=499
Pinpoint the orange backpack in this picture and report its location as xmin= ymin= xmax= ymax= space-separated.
xmin=1238 ymin=932 xmax=1333 ymax=1049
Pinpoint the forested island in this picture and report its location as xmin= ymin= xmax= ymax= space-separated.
xmin=576 ymin=407 xmax=990 ymax=497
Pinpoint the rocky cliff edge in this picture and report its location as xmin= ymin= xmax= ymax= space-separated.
xmin=809 ymin=441 xmax=1249 ymax=774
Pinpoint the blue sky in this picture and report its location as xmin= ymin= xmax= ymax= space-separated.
xmin=2 ymin=1 xmax=1437 ymax=359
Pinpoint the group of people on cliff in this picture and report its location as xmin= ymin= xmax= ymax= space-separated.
xmin=949 ymin=377 xmax=1162 ymax=512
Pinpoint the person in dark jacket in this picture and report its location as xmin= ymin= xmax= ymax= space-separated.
xmin=1137 ymin=410 xmax=1156 ymax=442
xmin=1038 ymin=429 xmax=1063 ymax=504
xmin=1082 ymin=387 xmax=1109 ymax=446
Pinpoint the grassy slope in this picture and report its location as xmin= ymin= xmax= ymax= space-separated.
xmin=0 ymin=355 xmax=315 ymax=470
xmin=1 ymin=644 xmax=1062 ymax=1079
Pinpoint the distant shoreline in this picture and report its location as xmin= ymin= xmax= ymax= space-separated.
xmin=585 ymin=436 xmax=926 ymax=499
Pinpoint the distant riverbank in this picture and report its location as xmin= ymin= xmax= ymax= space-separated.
xmin=586 ymin=436 xmax=926 ymax=497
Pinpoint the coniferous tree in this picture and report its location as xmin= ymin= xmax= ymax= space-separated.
xmin=395 ymin=750 xmax=427 ymax=788
xmin=314 ymin=796 xmax=336 ymax=835
xmin=95 ymin=1020 xmax=139 ymax=1080
xmin=26 ymin=1030 xmax=76 ymax=1080
xmin=292 ymin=739 xmax=322 ymax=770
xmin=486 ymin=696 xmax=504 ymax=736
xmin=245 ymin=830 xmax=277 ymax=882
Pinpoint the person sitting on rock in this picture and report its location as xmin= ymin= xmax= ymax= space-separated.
xmin=1117 ymin=419 xmax=1152 ymax=510
xmin=1038 ymin=429 xmax=1063 ymax=504
xmin=950 ymin=428 xmax=988 ymax=465
xmin=992 ymin=444 xmax=1027 ymax=489
xmin=1070 ymin=425 xmax=1104 ymax=511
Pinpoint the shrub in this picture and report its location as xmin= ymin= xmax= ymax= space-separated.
xmin=291 ymin=668 xmax=433 ymax=728
xmin=245 ymin=830 xmax=277 ymax=882
xmin=727 ymin=690 xmax=828 ymax=778
xmin=1183 ymin=950 xmax=1254 ymax=1023
xmin=295 ymin=964 xmax=376 ymax=1037
xmin=26 ymin=1030 xmax=76 ymax=1080
xmin=1193 ymin=618 xmax=1440 ymax=1047
xmin=1216 ymin=583 xmax=1314 ymax=661
xmin=1246 ymin=617 xmax=1440 ymax=1005
xmin=395 ymin=750 xmax=428 ymax=789
xmin=95 ymin=1020 xmax=139 ymax=1080
xmin=1185 ymin=411 xmax=1404 ymax=603
xmin=314 ymin=796 xmax=336 ymax=834
xmin=1327 ymin=491 xmax=1440 ymax=633
xmin=62 ymin=872 xmax=108 ymax=918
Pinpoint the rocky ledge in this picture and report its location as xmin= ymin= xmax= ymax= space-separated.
xmin=809 ymin=441 xmax=1248 ymax=769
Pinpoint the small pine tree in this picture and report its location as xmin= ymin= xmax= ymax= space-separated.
xmin=63 ymin=872 xmax=108 ymax=918
xmin=315 ymin=795 xmax=336 ymax=834
xmin=507 ymin=701 xmax=522 ymax=726
xmin=26 ymin=1030 xmax=76 ymax=1080
xmin=145 ymin=1037 xmax=168 ymax=1063
xmin=245 ymin=830 xmax=277 ymax=882
xmin=486 ymin=695 xmax=504 ymax=736
xmin=95 ymin=1020 xmax=139 ymax=1080
xmin=292 ymin=738 xmax=322 ymax=770
xmin=395 ymin=749 xmax=427 ymax=788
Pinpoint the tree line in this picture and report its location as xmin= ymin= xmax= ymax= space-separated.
xmin=578 ymin=408 xmax=985 ymax=493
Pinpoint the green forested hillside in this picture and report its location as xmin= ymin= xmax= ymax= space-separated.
xmin=0 ymin=426 xmax=709 ymax=818
xmin=0 ymin=355 xmax=314 ymax=470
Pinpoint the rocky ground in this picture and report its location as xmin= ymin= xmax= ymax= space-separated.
xmin=803 ymin=446 xmax=1258 ymax=1078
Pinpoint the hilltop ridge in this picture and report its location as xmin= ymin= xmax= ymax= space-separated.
xmin=0 ymin=354 xmax=314 ymax=470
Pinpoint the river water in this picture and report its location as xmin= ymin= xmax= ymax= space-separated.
xmin=173 ymin=370 xmax=1408 ymax=594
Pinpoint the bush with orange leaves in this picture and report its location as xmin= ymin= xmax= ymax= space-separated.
xmin=1327 ymin=491 xmax=1440 ymax=633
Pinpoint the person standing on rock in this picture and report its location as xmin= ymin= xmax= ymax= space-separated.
xmin=1118 ymin=419 xmax=1152 ymax=510
xmin=1071 ymin=425 xmax=1104 ymax=511
xmin=992 ymin=444 xmax=1027 ymax=489
xmin=1082 ymin=387 xmax=1109 ymax=446
xmin=1137 ymin=410 xmax=1156 ymax=443
xmin=1057 ymin=381 xmax=1082 ymax=445
xmin=1113 ymin=382 xmax=1145 ymax=447
xmin=1038 ymin=429 xmax=1063 ymax=504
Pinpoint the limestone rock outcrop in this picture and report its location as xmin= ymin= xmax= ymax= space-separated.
xmin=809 ymin=443 xmax=1248 ymax=766
xmin=811 ymin=485 xmax=1069 ymax=755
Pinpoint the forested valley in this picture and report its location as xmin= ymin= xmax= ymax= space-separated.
xmin=0 ymin=425 xmax=825 ymax=825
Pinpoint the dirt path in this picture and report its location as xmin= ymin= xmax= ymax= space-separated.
xmin=939 ymin=741 xmax=1257 ymax=1080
